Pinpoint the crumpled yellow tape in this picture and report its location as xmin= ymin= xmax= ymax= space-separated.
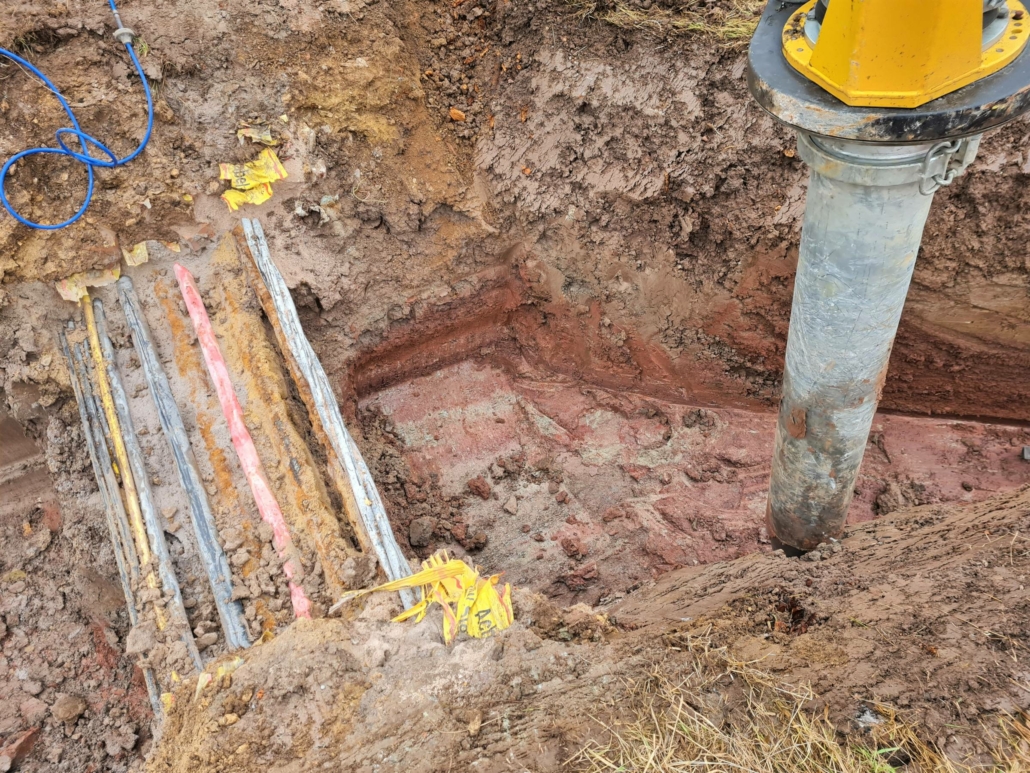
xmin=330 ymin=551 xmax=514 ymax=644
xmin=219 ymin=148 xmax=287 ymax=191
xmin=221 ymin=183 xmax=273 ymax=211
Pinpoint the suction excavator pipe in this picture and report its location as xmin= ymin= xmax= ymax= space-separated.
xmin=748 ymin=0 xmax=1030 ymax=549
xmin=766 ymin=135 xmax=979 ymax=549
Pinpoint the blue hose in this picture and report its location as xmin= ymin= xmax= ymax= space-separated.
xmin=0 ymin=0 xmax=154 ymax=230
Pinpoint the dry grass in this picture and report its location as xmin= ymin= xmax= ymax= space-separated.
xmin=565 ymin=0 xmax=764 ymax=44
xmin=572 ymin=627 xmax=1030 ymax=772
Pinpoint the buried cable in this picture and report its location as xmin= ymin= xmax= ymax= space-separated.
xmin=93 ymin=299 xmax=205 ymax=670
xmin=239 ymin=218 xmax=416 ymax=609
xmin=81 ymin=295 xmax=170 ymax=632
xmin=116 ymin=276 xmax=251 ymax=650
xmin=65 ymin=332 xmax=139 ymax=599
xmin=174 ymin=264 xmax=312 ymax=620
xmin=76 ymin=341 xmax=140 ymax=580
xmin=61 ymin=331 xmax=163 ymax=718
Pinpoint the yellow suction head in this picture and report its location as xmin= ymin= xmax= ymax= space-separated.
xmin=782 ymin=0 xmax=1029 ymax=108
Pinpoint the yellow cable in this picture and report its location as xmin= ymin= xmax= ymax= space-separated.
xmin=82 ymin=295 xmax=168 ymax=632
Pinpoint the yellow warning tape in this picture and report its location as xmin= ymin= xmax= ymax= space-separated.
xmin=222 ymin=183 xmax=273 ymax=211
xmin=219 ymin=148 xmax=287 ymax=190
xmin=330 ymin=551 xmax=514 ymax=644
xmin=217 ymin=149 xmax=287 ymax=211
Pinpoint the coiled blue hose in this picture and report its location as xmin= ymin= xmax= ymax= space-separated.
xmin=0 ymin=0 xmax=154 ymax=230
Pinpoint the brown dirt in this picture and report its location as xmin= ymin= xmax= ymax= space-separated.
xmin=146 ymin=485 xmax=1030 ymax=772
xmin=1 ymin=0 xmax=1029 ymax=769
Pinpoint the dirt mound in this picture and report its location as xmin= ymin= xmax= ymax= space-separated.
xmin=145 ymin=592 xmax=604 ymax=773
xmin=148 ymin=486 xmax=1030 ymax=771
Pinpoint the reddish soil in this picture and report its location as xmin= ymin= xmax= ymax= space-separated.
xmin=358 ymin=348 xmax=1029 ymax=605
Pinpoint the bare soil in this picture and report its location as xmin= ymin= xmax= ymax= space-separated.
xmin=1 ymin=0 xmax=1029 ymax=769
xmin=147 ymin=485 xmax=1030 ymax=772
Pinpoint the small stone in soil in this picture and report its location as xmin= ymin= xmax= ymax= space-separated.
xmin=103 ymin=729 xmax=137 ymax=757
xmin=52 ymin=694 xmax=87 ymax=723
xmin=503 ymin=496 xmax=518 ymax=515
xmin=19 ymin=697 xmax=47 ymax=724
xmin=467 ymin=476 xmax=491 ymax=499
xmin=16 ymin=675 xmax=43 ymax=695
xmin=408 ymin=517 xmax=434 ymax=547
xmin=125 ymin=622 xmax=158 ymax=656
xmin=197 ymin=632 xmax=219 ymax=650
xmin=561 ymin=536 xmax=587 ymax=558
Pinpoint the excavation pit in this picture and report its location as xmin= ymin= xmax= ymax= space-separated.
xmin=3 ymin=0 xmax=1030 ymax=764
xmin=344 ymin=273 xmax=1030 ymax=604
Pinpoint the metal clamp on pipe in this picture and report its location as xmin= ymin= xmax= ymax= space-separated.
xmin=748 ymin=0 xmax=1030 ymax=549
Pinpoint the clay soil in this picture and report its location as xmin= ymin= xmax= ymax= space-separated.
xmin=1 ymin=0 xmax=1030 ymax=769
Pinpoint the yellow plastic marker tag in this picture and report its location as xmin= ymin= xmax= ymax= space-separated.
xmin=219 ymin=148 xmax=288 ymax=191
xmin=122 ymin=241 xmax=149 ymax=267
xmin=222 ymin=183 xmax=274 ymax=211
xmin=55 ymin=266 xmax=121 ymax=302
xmin=329 ymin=551 xmax=514 ymax=644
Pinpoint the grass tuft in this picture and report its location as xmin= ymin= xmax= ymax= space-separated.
xmin=566 ymin=0 xmax=764 ymax=44
xmin=571 ymin=627 xmax=1030 ymax=772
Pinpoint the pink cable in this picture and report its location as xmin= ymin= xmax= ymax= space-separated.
xmin=174 ymin=264 xmax=312 ymax=619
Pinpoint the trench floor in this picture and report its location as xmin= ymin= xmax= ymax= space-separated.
xmin=362 ymin=355 xmax=1030 ymax=604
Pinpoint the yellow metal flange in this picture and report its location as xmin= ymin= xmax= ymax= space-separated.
xmin=783 ymin=0 xmax=1030 ymax=108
